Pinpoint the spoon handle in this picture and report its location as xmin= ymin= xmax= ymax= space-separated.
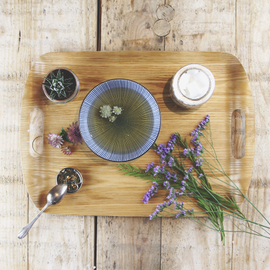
xmin=17 ymin=203 xmax=51 ymax=239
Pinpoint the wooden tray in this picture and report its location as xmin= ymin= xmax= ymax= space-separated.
xmin=20 ymin=51 xmax=255 ymax=217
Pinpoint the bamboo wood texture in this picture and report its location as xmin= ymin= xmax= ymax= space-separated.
xmin=20 ymin=51 xmax=254 ymax=216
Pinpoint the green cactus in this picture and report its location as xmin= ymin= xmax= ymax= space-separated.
xmin=42 ymin=69 xmax=73 ymax=99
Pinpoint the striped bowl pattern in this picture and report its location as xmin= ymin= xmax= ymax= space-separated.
xmin=79 ymin=79 xmax=161 ymax=162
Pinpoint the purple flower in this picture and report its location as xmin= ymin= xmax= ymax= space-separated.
xmin=142 ymin=181 xmax=159 ymax=204
xmin=168 ymin=157 xmax=175 ymax=167
xmin=172 ymin=173 xmax=178 ymax=182
xmin=155 ymin=144 xmax=166 ymax=155
xmin=166 ymin=187 xmax=176 ymax=200
xmin=67 ymin=122 xmax=83 ymax=145
xmin=183 ymin=166 xmax=193 ymax=182
xmin=191 ymin=115 xmax=210 ymax=137
xmin=61 ymin=146 xmax=71 ymax=155
xmin=174 ymin=201 xmax=184 ymax=210
xmin=154 ymin=134 xmax=177 ymax=164
xmin=162 ymin=201 xmax=168 ymax=207
xmin=189 ymin=115 xmax=210 ymax=156
xmin=195 ymin=157 xmax=203 ymax=167
xmin=163 ymin=181 xmax=170 ymax=189
xmin=165 ymin=171 xmax=171 ymax=180
xmin=149 ymin=208 xmax=160 ymax=220
xmin=184 ymin=167 xmax=193 ymax=174
xmin=160 ymin=165 xmax=166 ymax=174
xmin=176 ymin=191 xmax=184 ymax=196
xmin=183 ymin=148 xmax=194 ymax=157
xmin=149 ymin=200 xmax=172 ymax=220
xmin=47 ymin=133 xmax=64 ymax=148
xmin=175 ymin=210 xmax=187 ymax=218
xmin=153 ymin=165 xmax=160 ymax=176
xmin=145 ymin=162 xmax=154 ymax=173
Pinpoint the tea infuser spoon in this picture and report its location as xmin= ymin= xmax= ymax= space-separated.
xmin=17 ymin=183 xmax=68 ymax=239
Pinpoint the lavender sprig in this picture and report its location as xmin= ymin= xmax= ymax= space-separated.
xmin=142 ymin=182 xmax=159 ymax=204
xmin=118 ymin=115 xmax=270 ymax=244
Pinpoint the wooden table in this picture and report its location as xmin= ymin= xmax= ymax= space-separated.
xmin=1 ymin=1 xmax=269 ymax=269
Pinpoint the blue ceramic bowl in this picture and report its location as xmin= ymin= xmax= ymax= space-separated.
xmin=79 ymin=79 xmax=161 ymax=162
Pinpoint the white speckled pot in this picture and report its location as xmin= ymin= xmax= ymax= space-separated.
xmin=170 ymin=64 xmax=215 ymax=109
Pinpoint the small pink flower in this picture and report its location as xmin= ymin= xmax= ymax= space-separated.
xmin=61 ymin=146 xmax=72 ymax=155
xmin=67 ymin=122 xmax=83 ymax=145
xmin=47 ymin=133 xmax=64 ymax=148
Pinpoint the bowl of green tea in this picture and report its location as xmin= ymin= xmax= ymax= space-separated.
xmin=56 ymin=167 xmax=83 ymax=193
xmin=79 ymin=79 xmax=161 ymax=162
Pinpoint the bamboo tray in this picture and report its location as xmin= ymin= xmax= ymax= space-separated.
xmin=20 ymin=51 xmax=255 ymax=217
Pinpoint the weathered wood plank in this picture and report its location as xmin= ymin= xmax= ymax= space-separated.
xmin=232 ymin=0 xmax=270 ymax=268
xmin=98 ymin=1 xmax=164 ymax=269
xmin=28 ymin=212 xmax=95 ymax=270
xmin=161 ymin=1 xmax=236 ymax=269
xmin=97 ymin=217 xmax=161 ymax=270
xmin=0 ymin=1 xmax=31 ymax=269
xmin=0 ymin=1 xmax=97 ymax=269
xmin=100 ymin=0 xmax=164 ymax=51
xmin=166 ymin=0 xmax=236 ymax=53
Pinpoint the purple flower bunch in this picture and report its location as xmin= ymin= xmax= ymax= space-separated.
xmin=191 ymin=114 xmax=210 ymax=136
xmin=174 ymin=201 xmax=193 ymax=218
xmin=167 ymin=187 xmax=177 ymax=200
xmin=182 ymin=115 xmax=210 ymax=169
xmin=149 ymin=200 xmax=173 ymax=220
xmin=145 ymin=162 xmax=154 ymax=173
xmin=163 ymin=180 xmax=170 ymax=189
xmin=142 ymin=181 xmax=159 ymax=204
xmin=142 ymin=117 xmax=210 ymax=220
xmin=144 ymin=134 xmax=178 ymax=182
xmin=154 ymin=133 xmax=177 ymax=164
xmin=195 ymin=157 xmax=203 ymax=167
xmin=190 ymin=114 xmax=210 ymax=156
xmin=183 ymin=148 xmax=194 ymax=157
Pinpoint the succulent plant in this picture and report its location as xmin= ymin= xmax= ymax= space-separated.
xmin=100 ymin=105 xmax=123 ymax=122
xmin=109 ymin=115 xmax=117 ymax=122
xmin=112 ymin=106 xmax=123 ymax=115
xmin=100 ymin=105 xmax=112 ymax=118
xmin=42 ymin=69 xmax=73 ymax=99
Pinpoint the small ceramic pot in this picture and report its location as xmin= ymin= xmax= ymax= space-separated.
xmin=42 ymin=67 xmax=80 ymax=104
xmin=56 ymin=167 xmax=83 ymax=193
xmin=170 ymin=64 xmax=215 ymax=109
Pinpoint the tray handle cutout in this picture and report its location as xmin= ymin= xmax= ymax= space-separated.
xmin=231 ymin=109 xmax=245 ymax=159
xmin=29 ymin=108 xmax=44 ymax=157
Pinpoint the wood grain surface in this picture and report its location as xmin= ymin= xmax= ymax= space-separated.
xmin=21 ymin=51 xmax=254 ymax=217
xmin=1 ymin=0 xmax=270 ymax=269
